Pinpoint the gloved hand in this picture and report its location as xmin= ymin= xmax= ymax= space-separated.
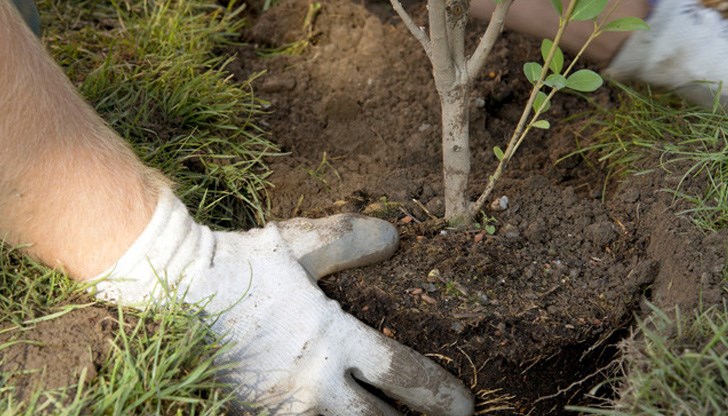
xmin=606 ymin=0 xmax=728 ymax=108
xmin=92 ymin=189 xmax=474 ymax=415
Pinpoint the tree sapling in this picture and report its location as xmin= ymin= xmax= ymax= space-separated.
xmin=389 ymin=0 xmax=647 ymax=226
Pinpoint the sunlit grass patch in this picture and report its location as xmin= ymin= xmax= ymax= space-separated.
xmin=0 ymin=243 xmax=235 ymax=415
xmin=39 ymin=0 xmax=279 ymax=229
xmin=0 ymin=246 xmax=79 ymax=328
xmin=0 ymin=256 xmax=233 ymax=415
xmin=83 ymin=303 xmax=233 ymax=415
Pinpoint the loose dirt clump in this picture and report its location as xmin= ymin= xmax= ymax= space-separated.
xmin=0 ymin=306 xmax=117 ymax=405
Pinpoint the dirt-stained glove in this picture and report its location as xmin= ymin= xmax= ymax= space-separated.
xmin=606 ymin=0 xmax=728 ymax=108
xmin=92 ymin=188 xmax=474 ymax=416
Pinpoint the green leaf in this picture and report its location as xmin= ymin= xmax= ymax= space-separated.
xmin=493 ymin=146 xmax=505 ymax=161
xmin=566 ymin=69 xmax=603 ymax=92
xmin=485 ymin=224 xmax=496 ymax=235
xmin=544 ymin=74 xmax=567 ymax=90
xmin=532 ymin=119 xmax=551 ymax=129
xmin=550 ymin=0 xmax=563 ymax=15
xmin=541 ymin=39 xmax=564 ymax=74
xmin=570 ymin=0 xmax=608 ymax=21
xmin=533 ymin=91 xmax=551 ymax=113
xmin=523 ymin=62 xmax=543 ymax=84
xmin=602 ymin=16 xmax=650 ymax=32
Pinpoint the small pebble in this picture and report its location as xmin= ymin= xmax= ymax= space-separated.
xmin=490 ymin=195 xmax=509 ymax=211
xmin=476 ymin=291 xmax=489 ymax=305
xmin=450 ymin=322 xmax=465 ymax=334
xmin=260 ymin=76 xmax=296 ymax=92
xmin=499 ymin=223 xmax=520 ymax=239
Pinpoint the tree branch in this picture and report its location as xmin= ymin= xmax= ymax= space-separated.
xmin=447 ymin=0 xmax=468 ymax=81
xmin=466 ymin=0 xmax=513 ymax=80
xmin=389 ymin=0 xmax=431 ymax=57
xmin=428 ymin=0 xmax=455 ymax=90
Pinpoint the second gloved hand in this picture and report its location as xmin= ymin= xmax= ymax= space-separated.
xmin=606 ymin=0 xmax=728 ymax=108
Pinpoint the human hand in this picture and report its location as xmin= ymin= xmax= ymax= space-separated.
xmin=93 ymin=189 xmax=474 ymax=415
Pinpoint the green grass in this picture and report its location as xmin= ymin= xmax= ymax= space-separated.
xmin=40 ymin=0 xmax=279 ymax=229
xmin=572 ymin=82 xmax=728 ymax=231
xmin=2 ymin=0 xmax=275 ymax=413
xmin=0 ymin=246 xmax=234 ymax=415
xmin=569 ymin=302 xmax=728 ymax=416
xmin=0 ymin=246 xmax=79 ymax=328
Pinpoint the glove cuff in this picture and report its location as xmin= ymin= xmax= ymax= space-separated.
xmin=91 ymin=188 xmax=214 ymax=306
xmin=606 ymin=0 xmax=728 ymax=107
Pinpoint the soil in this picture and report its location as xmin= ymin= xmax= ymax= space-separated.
xmin=234 ymin=0 xmax=727 ymax=414
xmin=0 ymin=306 xmax=117 ymax=405
xmin=1 ymin=0 xmax=726 ymax=414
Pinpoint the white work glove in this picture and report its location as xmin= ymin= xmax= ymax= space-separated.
xmin=606 ymin=0 xmax=728 ymax=108
xmin=92 ymin=189 xmax=474 ymax=416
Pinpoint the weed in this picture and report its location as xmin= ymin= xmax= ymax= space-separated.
xmin=475 ymin=212 xmax=498 ymax=235
xmin=256 ymin=2 xmax=321 ymax=56
xmin=443 ymin=280 xmax=467 ymax=298
xmin=304 ymin=151 xmax=341 ymax=190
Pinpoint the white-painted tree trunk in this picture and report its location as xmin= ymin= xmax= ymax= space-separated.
xmin=440 ymin=85 xmax=471 ymax=225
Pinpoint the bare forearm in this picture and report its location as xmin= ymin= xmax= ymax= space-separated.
xmin=0 ymin=1 xmax=166 ymax=279
xmin=470 ymin=0 xmax=651 ymax=65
